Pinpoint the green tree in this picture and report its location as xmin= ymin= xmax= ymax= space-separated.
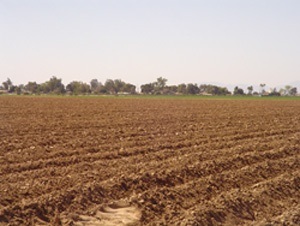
xmin=177 ymin=84 xmax=187 ymax=94
xmin=154 ymin=77 xmax=168 ymax=94
xmin=284 ymin=85 xmax=292 ymax=96
xmin=156 ymin=77 xmax=167 ymax=89
xmin=247 ymin=86 xmax=253 ymax=95
xmin=122 ymin=83 xmax=136 ymax=94
xmin=66 ymin=81 xmax=91 ymax=95
xmin=16 ymin=84 xmax=24 ymax=95
xmin=25 ymin=82 xmax=39 ymax=94
xmin=42 ymin=76 xmax=65 ymax=94
xmin=233 ymin=86 xmax=245 ymax=95
xmin=166 ymin=85 xmax=178 ymax=94
xmin=290 ymin=87 xmax=297 ymax=96
xmin=186 ymin=83 xmax=200 ymax=95
xmin=140 ymin=83 xmax=155 ymax=94
xmin=114 ymin=79 xmax=126 ymax=93
xmin=90 ymin=79 xmax=100 ymax=93
xmin=8 ymin=85 xmax=18 ymax=93
xmin=259 ymin=83 xmax=266 ymax=96
xmin=269 ymin=88 xmax=281 ymax=96
xmin=104 ymin=79 xmax=117 ymax=94
xmin=2 ymin=78 xmax=13 ymax=90
xmin=199 ymin=84 xmax=230 ymax=95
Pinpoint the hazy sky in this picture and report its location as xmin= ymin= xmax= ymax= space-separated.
xmin=1 ymin=0 xmax=299 ymax=87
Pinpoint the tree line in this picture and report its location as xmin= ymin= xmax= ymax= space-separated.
xmin=0 ymin=76 xmax=298 ymax=96
xmin=0 ymin=77 xmax=137 ymax=95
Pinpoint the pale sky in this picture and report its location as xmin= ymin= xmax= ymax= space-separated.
xmin=0 ymin=0 xmax=299 ymax=88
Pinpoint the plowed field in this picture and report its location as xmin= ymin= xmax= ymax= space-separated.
xmin=0 ymin=96 xmax=299 ymax=226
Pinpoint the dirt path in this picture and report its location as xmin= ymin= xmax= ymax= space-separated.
xmin=68 ymin=201 xmax=141 ymax=226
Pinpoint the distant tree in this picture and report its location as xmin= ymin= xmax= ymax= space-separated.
xmin=279 ymin=85 xmax=297 ymax=96
xmin=156 ymin=77 xmax=167 ymax=89
xmin=284 ymin=85 xmax=292 ymax=96
xmin=25 ymin=82 xmax=39 ymax=94
xmin=90 ymin=79 xmax=101 ymax=93
xmin=66 ymin=81 xmax=91 ymax=95
xmin=215 ymin=87 xmax=231 ymax=95
xmin=269 ymin=88 xmax=281 ymax=96
xmin=98 ymin=85 xmax=107 ymax=94
xmin=278 ymin=88 xmax=285 ymax=96
xmin=81 ymin=83 xmax=91 ymax=94
xmin=177 ymin=84 xmax=187 ymax=94
xmin=102 ymin=79 xmax=135 ymax=94
xmin=66 ymin=81 xmax=80 ymax=95
xmin=141 ymin=83 xmax=155 ymax=94
xmin=122 ymin=83 xmax=136 ymax=94
xmin=2 ymin=78 xmax=13 ymax=90
xmin=41 ymin=76 xmax=65 ymax=94
xmin=8 ymin=85 xmax=18 ymax=93
xmin=186 ymin=83 xmax=200 ymax=95
xmin=166 ymin=85 xmax=178 ymax=94
xmin=233 ymin=86 xmax=245 ymax=95
xmin=290 ymin=87 xmax=297 ymax=96
xmin=112 ymin=79 xmax=127 ymax=93
xmin=259 ymin=83 xmax=266 ymax=95
xmin=199 ymin=84 xmax=209 ymax=94
xmin=153 ymin=77 xmax=168 ymax=94
xmin=199 ymin=84 xmax=230 ymax=95
xmin=104 ymin=79 xmax=117 ymax=94
xmin=247 ymin=86 xmax=253 ymax=95
xmin=90 ymin=79 xmax=98 ymax=90
xmin=16 ymin=84 xmax=24 ymax=95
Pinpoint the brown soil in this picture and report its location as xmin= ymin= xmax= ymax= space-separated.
xmin=0 ymin=96 xmax=299 ymax=226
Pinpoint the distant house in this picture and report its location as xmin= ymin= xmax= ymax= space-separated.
xmin=117 ymin=92 xmax=131 ymax=95
xmin=0 ymin=89 xmax=8 ymax=94
xmin=199 ymin=92 xmax=212 ymax=96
